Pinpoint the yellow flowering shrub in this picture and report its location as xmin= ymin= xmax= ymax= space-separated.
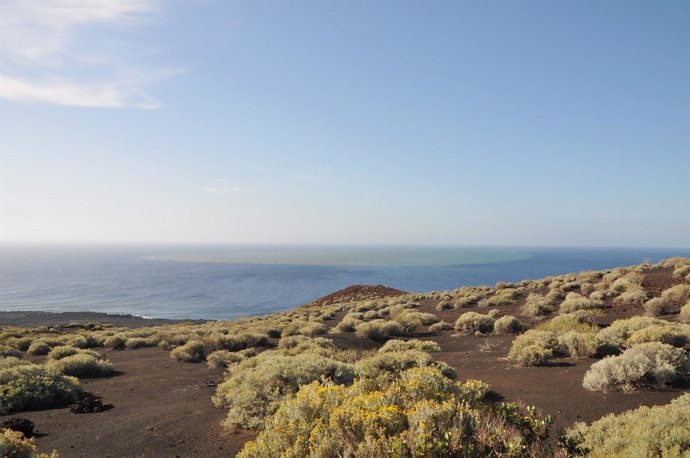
xmin=0 ymin=429 xmax=59 ymax=458
xmin=238 ymin=367 xmax=553 ymax=458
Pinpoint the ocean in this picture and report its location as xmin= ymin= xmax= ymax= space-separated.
xmin=1 ymin=245 xmax=688 ymax=320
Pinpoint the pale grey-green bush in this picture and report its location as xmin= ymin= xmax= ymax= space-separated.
xmin=378 ymin=339 xmax=440 ymax=354
xmin=207 ymin=350 xmax=245 ymax=369
xmin=507 ymin=331 xmax=560 ymax=366
xmin=492 ymin=315 xmax=525 ymax=334
xmin=564 ymin=394 xmax=690 ymax=458
xmin=560 ymin=293 xmax=605 ymax=313
xmin=0 ymin=363 xmax=82 ymax=414
xmin=170 ymin=340 xmax=205 ymax=362
xmin=454 ymin=312 xmax=495 ymax=335
xmin=213 ymin=352 xmax=355 ymax=430
xmin=47 ymin=353 xmax=114 ymax=378
xmin=354 ymin=320 xmax=402 ymax=341
xmin=27 ymin=341 xmax=51 ymax=356
xmin=582 ymin=342 xmax=689 ymax=392
xmin=428 ymin=321 xmax=453 ymax=332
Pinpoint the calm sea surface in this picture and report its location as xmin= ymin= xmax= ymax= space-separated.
xmin=1 ymin=245 xmax=688 ymax=320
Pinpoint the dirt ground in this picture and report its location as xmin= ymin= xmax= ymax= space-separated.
xmin=21 ymin=348 xmax=253 ymax=458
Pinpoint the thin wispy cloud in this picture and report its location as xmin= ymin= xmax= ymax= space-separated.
xmin=0 ymin=0 xmax=174 ymax=109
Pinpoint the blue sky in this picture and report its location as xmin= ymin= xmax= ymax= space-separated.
xmin=0 ymin=0 xmax=688 ymax=246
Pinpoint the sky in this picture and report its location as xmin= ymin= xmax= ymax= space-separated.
xmin=0 ymin=0 xmax=688 ymax=247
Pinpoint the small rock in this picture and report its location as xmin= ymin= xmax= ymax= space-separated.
xmin=0 ymin=418 xmax=34 ymax=437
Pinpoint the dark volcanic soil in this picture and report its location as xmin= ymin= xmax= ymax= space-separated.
xmin=21 ymin=348 xmax=253 ymax=458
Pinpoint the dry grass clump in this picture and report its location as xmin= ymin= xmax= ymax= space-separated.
xmin=563 ymin=394 xmax=690 ymax=458
xmin=454 ymin=312 xmax=495 ymax=335
xmin=0 ymin=428 xmax=59 ymax=458
xmin=492 ymin=315 xmax=526 ymax=334
xmin=560 ymin=293 xmax=605 ymax=314
xmin=170 ymin=340 xmax=205 ymax=362
xmin=238 ymin=366 xmax=553 ymax=458
xmin=582 ymin=342 xmax=689 ymax=392
xmin=46 ymin=353 xmax=114 ymax=378
xmin=0 ymin=361 xmax=82 ymax=414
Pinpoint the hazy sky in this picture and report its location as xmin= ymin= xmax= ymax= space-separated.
xmin=0 ymin=0 xmax=688 ymax=247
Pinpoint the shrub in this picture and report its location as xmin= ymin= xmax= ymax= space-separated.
xmin=428 ymin=321 xmax=453 ymax=332
xmin=0 ymin=345 xmax=22 ymax=358
xmin=643 ymin=297 xmax=669 ymax=316
xmin=207 ymin=350 xmax=244 ymax=369
xmin=626 ymin=324 xmax=690 ymax=347
xmin=454 ymin=312 xmax=495 ymax=335
xmin=455 ymin=295 xmax=480 ymax=307
xmin=597 ymin=316 xmax=667 ymax=345
xmin=27 ymin=341 xmax=51 ymax=356
xmin=0 ymin=429 xmax=59 ymax=458
xmin=47 ymin=346 xmax=80 ymax=360
xmin=47 ymin=354 xmax=114 ymax=378
xmin=564 ymin=394 xmax=690 ymax=458
xmin=535 ymin=313 xmax=598 ymax=335
xmin=334 ymin=314 xmax=361 ymax=332
xmin=213 ymin=352 xmax=355 ymax=430
xmin=507 ymin=331 xmax=560 ymax=366
xmin=70 ymin=335 xmax=103 ymax=349
xmin=124 ymin=337 xmax=153 ymax=349
xmin=492 ymin=315 xmax=525 ymax=334
xmin=673 ymin=264 xmax=690 ymax=279
xmin=558 ymin=332 xmax=601 ymax=358
xmin=582 ymin=342 xmax=689 ymax=392
xmin=612 ymin=290 xmax=647 ymax=307
xmin=0 ymin=357 xmax=31 ymax=370
xmin=298 ymin=323 xmax=328 ymax=337
xmin=661 ymin=284 xmax=690 ymax=308
xmin=0 ymin=363 xmax=82 ymax=414
xmin=354 ymin=320 xmax=402 ymax=341
xmin=435 ymin=300 xmax=453 ymax=310
xmin=11 ymin=338 xmax=32 ymax=352
xmin=521 ymin=293 xmax=553 ymax=317
xmin=238 ymin=367 xmax=552 ymax=458
xmin=102 ymin=335 xmax=125 ymax=350
xmin=378 ymin=339 xmax=441 ymax=354
xmin=355 ymin=350 xmax=456 ymax=380
xmin=560 ymin=293 xmax=605 ymax=313
xmin=170 ymin=340 xmax=205 ymax=362
xmin=681 ymin=301 xmax=690 ymax=322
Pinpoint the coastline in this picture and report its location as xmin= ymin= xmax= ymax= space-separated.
xmin=0 ymin=310 xmax=206 ymax=328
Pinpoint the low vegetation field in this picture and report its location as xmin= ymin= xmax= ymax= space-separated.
xmin=1 ymin=257 xmax=689 ymax=457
